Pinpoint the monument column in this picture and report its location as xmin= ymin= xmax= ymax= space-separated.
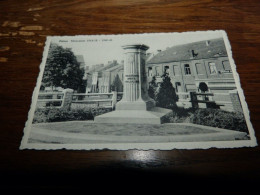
xmin=116 ymin=44 xmax=155 ymax=111
xmin=94 ymin=44 xmax=172 ymax=124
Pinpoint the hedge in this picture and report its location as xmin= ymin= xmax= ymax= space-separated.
xmin=33 ymin=107 xmax=248 ymax=133
xmin=33 ymin=107 xmax=111 ymax=123
xmin=162 ymin=108 xmax=248 ymax=133
xmin=190 ymin=108 xmax=248 ymax=133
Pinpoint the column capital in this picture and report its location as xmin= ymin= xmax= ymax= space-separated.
xmin=122 ymin=44 xmax=149 ymax=51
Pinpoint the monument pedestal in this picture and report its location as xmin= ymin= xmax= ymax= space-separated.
xmin=94 ymin=44 xmax=172 ymax=124
xmin=116 ymin=99 xmax=155 ymax=111
xmin=94 ymin=107 xmax=172 ymax=124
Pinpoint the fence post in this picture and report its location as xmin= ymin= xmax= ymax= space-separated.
xmin=61 ymin=88 xmax=74 ymax=109
xmin=229 ymin=89 xmax=243 ymax=113
xmin=190 ymin=92 xmax=198 ymax=109
xmin=111 ymin=91 xmax=117 ymax=109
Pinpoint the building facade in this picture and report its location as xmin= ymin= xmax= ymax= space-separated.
xmin=146 ymin=38 xmax=240 ymax=112
xmin=84 ymin=38 xmax=242 ymax=112
xmin=86 ymin=60 xmax=124 ymax=93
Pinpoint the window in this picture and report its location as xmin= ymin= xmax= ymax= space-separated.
xmin=184 ymin=64 xmax=191 ymax=75
xmin=209 ymin=62 xmax=217 ymax=74
xmin=195 ymin=63 xmax=204 ymax=75
xmin=173 ymin=65 xmax=179 ymax=76
xmin=155 ymin=66 xmax=160 ymax=76
xmin=175 ymin=82 xmax=181 ymax=92
xmin=222 ymin=60 xmax=231 ymax=72
xmin=148 ymin=67 xmax=153 ymax=77
xmin=164 ymin=66 xmax=169 ymax=74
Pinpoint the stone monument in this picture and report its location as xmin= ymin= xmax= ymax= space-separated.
xmin=94 ymin=44 xmax=172 ymax=124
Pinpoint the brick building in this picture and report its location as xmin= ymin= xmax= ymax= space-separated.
xmin=146 ymin=38 xmax=241 ymax=112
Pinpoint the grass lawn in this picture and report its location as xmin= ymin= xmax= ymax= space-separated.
xmin=33 ymin=121 xmax=217 ymax=136
xmin=28 ymin=121 xmax=249 ymax=144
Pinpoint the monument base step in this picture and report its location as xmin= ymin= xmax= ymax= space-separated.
xmin=116 ymin=99 xmax=156 ymax=111
xmin=94 ymin=107 xmax=172 ymax=124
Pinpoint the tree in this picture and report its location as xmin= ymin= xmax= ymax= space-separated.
xmin=148 ymin=76 xmax=158 ymax=100
xmin=111 ymin=74 xmax=123 ymax=92
xmin=156 ymin=73 xmax=178 ymax=109
xmin=41 ymin=44 xmax=84 ymax=91
xmin=199 ymin=82 xmax=209 ymax=101
xmin=199 ymin=82 xmax=208 ymax=92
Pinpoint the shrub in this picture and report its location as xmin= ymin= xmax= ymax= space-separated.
xmin=33 ymin=107 xmax=51 ymax=123
xmin=161 ymin=107 xmax=195 ymax=123
xmin=33 ymin=107 xmax=111 ymax=123
xmin=161 ymin=107 xmax=248 ymax=133
xmin=156 ymin=73 xmax=178 ymax=109
xmin=148 ymin=76 xmax=158 ymax=100
xmin=190 ymin=108 xmax=248 ymax=133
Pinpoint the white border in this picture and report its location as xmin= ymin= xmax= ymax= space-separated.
xmin=20 ymin=30 xmax=258 ymax=150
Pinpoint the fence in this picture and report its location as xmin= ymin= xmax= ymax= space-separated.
xmin=36 ymin=88 xmax=242 ymax=113
xmin=177 ymin=91 xmax=241 ymax=112
xmin=37 ymin=92 xmax=64 ymax=108
xmin=176 ymin=92 xmax=190 ymax=100
xmin=176 ymin=92 xmax=218 ymax=109
xmin=71 ymin=92 xmax=118 ymax=109
xmin=36 ymin=89 xmax=120 ymax=110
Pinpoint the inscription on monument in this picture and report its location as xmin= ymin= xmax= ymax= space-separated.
xmin=125 ymin=75 xmax=139 ymax=83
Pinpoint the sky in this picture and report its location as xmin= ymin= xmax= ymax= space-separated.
xmin=50 ymin=31 xmax=224 ymax=67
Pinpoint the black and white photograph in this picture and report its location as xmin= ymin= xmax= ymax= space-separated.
xmin=20 ymin=30 xmax=257 ymax=150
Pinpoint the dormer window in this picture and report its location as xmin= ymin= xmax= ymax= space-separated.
xmin=191 ymin=50 xmax=198 ymax=58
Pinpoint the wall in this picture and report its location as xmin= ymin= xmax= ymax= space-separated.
xmin=147 ymin=56 xmax=240 ymax=112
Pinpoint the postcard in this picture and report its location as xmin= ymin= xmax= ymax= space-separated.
xmin=20 ymin=30 xmax=257 ymax=150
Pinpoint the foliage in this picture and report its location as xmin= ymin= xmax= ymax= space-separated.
xmin=148 ymin=76 xmax=158 ymax=100
xmin=161 ymin=107 xmax=248 ymax=133
xmin=33 ymin=107 xmax=111 ymax=123
xmin=190 ymin=108 xmax=248 ymax=132
xmin=111 ymin=74 xmax=123 ymax=92
xmin=161 ymin=107 xmax=195 ymax=123
xmin=41 ymin=43 xmax=85 ymax=91
xmin=156 ymin=73 xmax=178 ymax=109
xmin=199 ymin=82 xmax=208 ymax=92
xmin=77 ymin=79 xmax=88 ymax=93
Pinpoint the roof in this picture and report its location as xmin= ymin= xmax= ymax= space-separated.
xmin=87 ymin=64 xmax=105 ymax=74
xmin=87 ymin=61 xmax=119 ymax=74
xmin=104 ymin=63 xmax=124 ymax=72
xmin=147 ymin=38 xmax=227 ymax=64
